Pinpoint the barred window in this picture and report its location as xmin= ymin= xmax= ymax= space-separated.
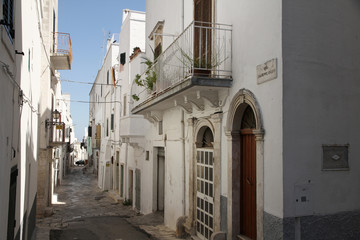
xmin=2 ymin=0 xmax=15 ymax=41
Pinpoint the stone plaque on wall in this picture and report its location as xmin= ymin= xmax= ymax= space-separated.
xmin=256 ymin=58 xmax=277 ymax=84
xmin=322 ymin=145 xmax=349 ymax=170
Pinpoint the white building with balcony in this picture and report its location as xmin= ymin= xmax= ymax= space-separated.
xmin=89 ymin=34 xmax=120 ymax=191
xmin=116 ymin=9 xmax=148 ymax=211
xmin=0 ymin=0 xmax=72 ymax=239
xmin=89 ymin=10 xmax=148 ymax=208
xmin=130 ymin=1 xmax=360 ymax=240
xmin=37 ymin=0 xmax=73 ymax=219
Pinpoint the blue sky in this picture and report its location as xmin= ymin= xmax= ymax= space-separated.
xmin=58 ymin=0 xmax=146 ymax=141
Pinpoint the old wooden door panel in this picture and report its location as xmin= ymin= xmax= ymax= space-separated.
xmin=157 ymin=152 xmax=165 ymax=211
xmin=194 ymin=0 xmax=212 ymax=73
xmin=135 ymin=169 xmax=141 ymax=210
xmin=7 ymin=167 xmax=18 ymax=240
xmin=240 ymin=130 xmax=256 ymax=239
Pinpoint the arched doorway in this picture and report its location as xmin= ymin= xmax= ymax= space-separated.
xmin=226 ymin=89 xmax=264 ymax=240
xmin=239 ymin=105 xmax=257 ymax=239
xmin=196 ymin=126 xmax=214 ymax=240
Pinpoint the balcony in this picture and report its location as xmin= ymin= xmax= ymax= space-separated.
xmin=119 ymin=115 xmax=146 ymax=137
xmin=131 ymin=21 xmax=232 ymax=114
xmin=50 ymin=32 xmax=73 ymax=70
xmin=48 ymin=122 xmax=66 ymax=146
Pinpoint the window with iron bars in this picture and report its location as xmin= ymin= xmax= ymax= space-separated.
xmin=2 ymin=0 xmax=15 ymax=41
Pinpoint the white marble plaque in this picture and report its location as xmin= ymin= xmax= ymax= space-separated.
xmin=256 ymin=58 xmax=277 ymax=84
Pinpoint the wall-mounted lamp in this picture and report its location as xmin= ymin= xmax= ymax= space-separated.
xmin=45 ymin=109 xmax=61 ymax=129
xmin=53 ymin=109 xmax=60 ymax=120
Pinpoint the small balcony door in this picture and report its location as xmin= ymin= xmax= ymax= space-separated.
xmin=194 ymin=0 xmax=212 ymax=74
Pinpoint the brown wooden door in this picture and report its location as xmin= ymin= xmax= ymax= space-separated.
xmin=240 ymin=129 xmax=256 ymax=239
xmin=194 ymin=0 xmax=212 ymax=73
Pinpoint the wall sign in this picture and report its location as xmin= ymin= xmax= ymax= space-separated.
xmin=256 ymin=58 xmax=277 ymax=84
xmin=322 ymin=145 xmax=349 ymax=170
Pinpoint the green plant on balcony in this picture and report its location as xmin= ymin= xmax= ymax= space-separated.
xmin=176 ymin=41 xmax=227 ymax=75
xmin=132 ymin=56 xmax=157 ymax=101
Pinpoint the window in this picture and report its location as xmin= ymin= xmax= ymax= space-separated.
xmin=107 ymin=70 xmax=109 ymax=85
xmin=2 ymin=0 xmax=15 ymax=40
xmin=154 ymin=24 xmax=163 ymax=59
xmin=158 ymin=121 xmax=163 ymax=135
xmin=106 ymin=118 xmax=109 ymax=137
xmin=111 ymin=114 xmax=114 ymax=130
xmin=123 ymin=95 xmax=127 ymax=116
xmin=120 ymin=52 xmax=126 ymax=65
xmin=52 ymin=10 xmax=56 ymax=51
xmin=150 ymin=21 xmax=164 ymax=60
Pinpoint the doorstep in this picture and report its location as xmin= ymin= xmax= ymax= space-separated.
xmin=107 ymin=190 xmax=122 ymax=203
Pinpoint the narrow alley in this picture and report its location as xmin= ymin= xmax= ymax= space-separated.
xmin=2 ymin=1 xmax=360 ymax=240
xmin=35 ymin=166 xmax=181 ymax=240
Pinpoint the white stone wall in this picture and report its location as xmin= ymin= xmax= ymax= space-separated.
xmin=0 ymin=0 xmax=60 ymax=238
xmin=282 ymin=1 xmax=360 ymax=218
xmin=143 ymin=0 xmax=284 ymax=234
xmin=218 ymin=0 xmax=284 ymax=219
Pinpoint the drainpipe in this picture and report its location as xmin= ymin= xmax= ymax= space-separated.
xmin=125 ymin=138 xmax=129 ymax=199
xmin=181 ymin=110 xmax=186 ymax=216
xmin=181 ymin=0 xmax=184 ymax=31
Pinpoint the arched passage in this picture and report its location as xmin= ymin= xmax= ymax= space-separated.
xmin=195 ymin=126 xmax=215 ymax=240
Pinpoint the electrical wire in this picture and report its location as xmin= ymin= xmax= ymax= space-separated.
xmin=60 ymin=79 xmax=121 ymax=87
xmin=1 ymin=60 xmax=39 ymax=115
xmin=58 ymin=98 xmax=121 ymax=104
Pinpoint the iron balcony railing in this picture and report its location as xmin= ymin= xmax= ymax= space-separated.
xmin=52 ymin=32 xmax=73 ymax=65
xmin=131 ymin=21 xmax=232 ymax=105
xmin=49 ymin=122 xmax=66 ymax=145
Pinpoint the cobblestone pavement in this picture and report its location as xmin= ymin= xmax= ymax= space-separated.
xmin=34 ymin=166 xmax=184 ymax=240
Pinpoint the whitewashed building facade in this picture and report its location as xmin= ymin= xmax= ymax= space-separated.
xmin=36 ymin=0 xmax=73 ymax=220
xmin=89 ymin=34 xmax=120 ymax=190
xmin=117 ymin=9 xmax=148 ymax=211
xmin=129 ymin=0 xmax=360 ymax=240
xmin=0 ymin=0 xmax=72 ymax=239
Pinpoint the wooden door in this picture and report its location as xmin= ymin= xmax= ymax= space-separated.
xmin=240 ymin=129 xmax=256 ymax=239
xmin=129 ymin=170 xmax=133 ymax=202
xmin=115 ymin=152 xmax=119 ymax=191
xmin=194 ymin=0 xmax=212 ymax=73
xmin=157 ymin=148 xmax=165 ymax=211
xmin=96 ymin=124 xmax=101 ymax=148
xmin=7 ymin=167 xmax=18 ymax=240
xmin=120 ymin=165 xmax=124 ymax=197
xmin=135 ymin=169 xmax=141 ymax=210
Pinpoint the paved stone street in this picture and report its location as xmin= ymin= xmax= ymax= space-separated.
xmin=34 ymin=167 xmax=182 ymax=240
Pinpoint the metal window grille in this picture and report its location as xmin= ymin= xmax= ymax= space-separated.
xmin=2 ymin=0 xmax=15 ymax=40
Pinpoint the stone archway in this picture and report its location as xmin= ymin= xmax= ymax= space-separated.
xmin=226 ymin=89 xmax=264 ymax=240
xmin=186 ymin=115 xmax=222 ymax=240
